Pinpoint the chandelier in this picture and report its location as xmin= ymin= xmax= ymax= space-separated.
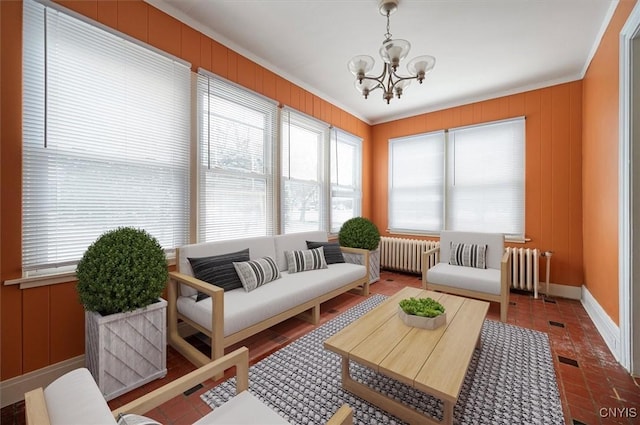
xmin=348 ymin=0 xmax=436 ymax=104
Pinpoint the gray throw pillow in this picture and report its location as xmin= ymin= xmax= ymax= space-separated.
xmin=306 ymin=240 xmax=345 ymax=264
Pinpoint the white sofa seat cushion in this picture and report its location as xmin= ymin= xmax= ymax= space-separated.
xmin=44 ymin=368 xmax=117 ymax=425
xmin=427 ymin=263 xmax=501 ymax=295
xmin=177 ymin=263 xmax=366 ymax=336
xmin=194 ymin=391 xmax=288 ymax=424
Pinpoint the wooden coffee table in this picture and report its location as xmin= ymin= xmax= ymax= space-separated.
xmin=324 ymin=287 xmax=489 ymax=425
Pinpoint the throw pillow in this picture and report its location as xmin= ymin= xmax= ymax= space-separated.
xmin=286 ymin=247 xmax=329 ymax=274
xmin=117 ymin=413 xmax=161 ymax=425
xmin=306 ymin=240 xmax=345 ymax=264
xmin=449 ymin=242 xmax=487 ymax=269
xmin=188 ymin=248 xmax=250 ymax=301
xmin=233 ymin=256 xmax=280 ymax=292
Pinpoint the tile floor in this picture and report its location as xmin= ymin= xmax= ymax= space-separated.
xmin=3 ymin=270 xmax=639 ymax=425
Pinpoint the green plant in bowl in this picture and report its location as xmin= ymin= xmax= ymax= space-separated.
xmin=399 ymin=297 xmax=445 ymax=318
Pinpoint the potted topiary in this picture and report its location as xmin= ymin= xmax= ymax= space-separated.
xmin=338 ymin=217 xmax=381 ymax=283
xmin=398 ymin=297 xmax=447 ymax=329
xmin=76 ymin=227 xmax=168 ymax=400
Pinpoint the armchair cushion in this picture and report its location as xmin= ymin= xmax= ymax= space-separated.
xmin=427 ymin=263 xmax=501 ymax=295
xmin=43 ymin=368 xmax=117 ymax=425
xmin=194 ymin=391 xmax=288 ymax=425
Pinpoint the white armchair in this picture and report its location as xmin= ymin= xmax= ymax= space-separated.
xmin=422 ymin=230 xmax=511 ymax=322
xmin=25 ymin=347 xmax=352 ymax=425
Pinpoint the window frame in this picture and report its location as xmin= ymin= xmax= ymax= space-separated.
xmin=387 ymin=117 xmax=526 ymax=240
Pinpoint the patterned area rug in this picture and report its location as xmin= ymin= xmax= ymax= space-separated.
xmin=202 ymin=295 xmax=564 ymax=425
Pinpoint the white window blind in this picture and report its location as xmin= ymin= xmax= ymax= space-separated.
xmin=22 ymin=0 xmax=191 ymax=272
xmin=330 ymin=128 xmax=362 ymax=233
xmin=197 ymin=71 xmax=278 ymax=242
xmin=447 ymin=118 xmax=525 ymax=238
xmin=281 ymin=109 xmax=329 ymax=234
xmin=388 ymin=131 xmax=445 ymax=233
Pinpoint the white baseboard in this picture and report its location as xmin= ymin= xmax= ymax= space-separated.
xmin=581 ymin=285 xmax=621 ymax=361
xmin=0 ymin=355 xmax=85 ymax=408
xmin=530 ymin=281 xmax=582 ymax=300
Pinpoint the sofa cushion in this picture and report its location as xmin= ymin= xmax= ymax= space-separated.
xmin=234 ymin=257 xmax=280 ymax=292
xmin=449 ymin=242 xmax=487 ymax=269
xmin=189 ymin=249 xmax=250 ymax=301
xmin=427 ymin=263 xmax=501 ymax=295
xmin=306 ymin=240 xmax=345 ymax=264
xmin=177 ymin=262 xmax=366 ymax=336
xmin=194 ymin=391 xmax=288 ymax=425
xmin=286 ymin=247 xmax=328 ymax=273
xmin=44 ymin=368 xmax=117 ymax=425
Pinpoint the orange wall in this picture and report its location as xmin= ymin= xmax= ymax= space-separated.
xmin=0 ymin=0 xmax=372 ymax=380
xmin=582 ymin=0 xmax=637 ymax=325
xmin=371 ymin=82 xmax=584 ymax=287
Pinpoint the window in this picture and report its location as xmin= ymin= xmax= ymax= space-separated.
xmin=197 ymin=71 xmax=278 ymax=242
xmin=281 ymin=109 xmax=329 ymax=234
xmin=389 ymin=131 xmax=445 ymax=233
xmin=22 ymin=0 xmax=191 ymax=272
xmin=330 ymin=129 xmax=363 ymax=233
xmin=388 ymin=118 xmax=525 ymax=239
xmin=447 ymin=119 xmax=525 ymax=237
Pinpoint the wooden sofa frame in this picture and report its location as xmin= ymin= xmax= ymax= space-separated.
xmin=25 ymin=347 xmax=352 ymax=425
xmin=168 ymin=246 xmax=370 ymax=368
xmin=422 ymin=247 xmax=511 ymax=322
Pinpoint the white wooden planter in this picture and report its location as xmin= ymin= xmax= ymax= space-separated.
xmin=85 ymin=298 xmax=167 ymax=401
xmin=342 ymin=248 xmax=380 ymax=284
xmin=397 ymin=306 xmax=447 ymax=330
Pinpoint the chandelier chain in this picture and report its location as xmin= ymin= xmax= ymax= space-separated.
xmin=384 ymin=11 xmax=392 ymax=41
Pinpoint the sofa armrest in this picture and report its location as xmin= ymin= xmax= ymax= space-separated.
xmin=422 ymin=246 xmax=441 ymax=270
xmin=167 ymin=271 xmax=225 ymax=367
xmin=112 ymin=347 xmax=249 ymax=419
xmin=169 ymin=271 xmax=224 ymax=297
xmin=500 ymin=250 xmax=511 ymax=295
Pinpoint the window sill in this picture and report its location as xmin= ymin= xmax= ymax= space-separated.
xmin=4 ymin=257 xmax=177 ymax=289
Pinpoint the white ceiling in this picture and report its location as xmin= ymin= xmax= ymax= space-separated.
xmin=145 ymin=0 xmax=617 ymax=125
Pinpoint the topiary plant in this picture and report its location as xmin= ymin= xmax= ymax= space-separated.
xmin=338 ymin=217 xmax=381 ymax=251
xmin=76 ymin=227 xmax=168 ymax=316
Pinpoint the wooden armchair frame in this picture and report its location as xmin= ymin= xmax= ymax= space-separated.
xmin=26 ymin=347 xmax=352 ymax=425
xmin=422 ymin=247 xmax=512 ymax=322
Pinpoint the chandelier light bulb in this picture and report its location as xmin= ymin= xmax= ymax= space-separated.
xmin=348 ymin=0 xmax=435 ymax=104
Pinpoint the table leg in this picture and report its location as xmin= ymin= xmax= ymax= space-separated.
xmin=339 ymin=355 xmax=451 ymax=425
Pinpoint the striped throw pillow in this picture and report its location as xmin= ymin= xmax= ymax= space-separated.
xmin=286 ymin=247 xmax=328 ymax=274
xmin=233 ymin=256 xmax=280 ymax=292
xmin=449 ymin=242 xmax=487 ymax=269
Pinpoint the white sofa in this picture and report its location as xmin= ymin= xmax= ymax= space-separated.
xmin=25 ymin=347 xmax=353 ymax=425
xmin=422 ymin=230 xmax=511 ymax=322
xmin=168 ymin=231 xmax=370 ymax=367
